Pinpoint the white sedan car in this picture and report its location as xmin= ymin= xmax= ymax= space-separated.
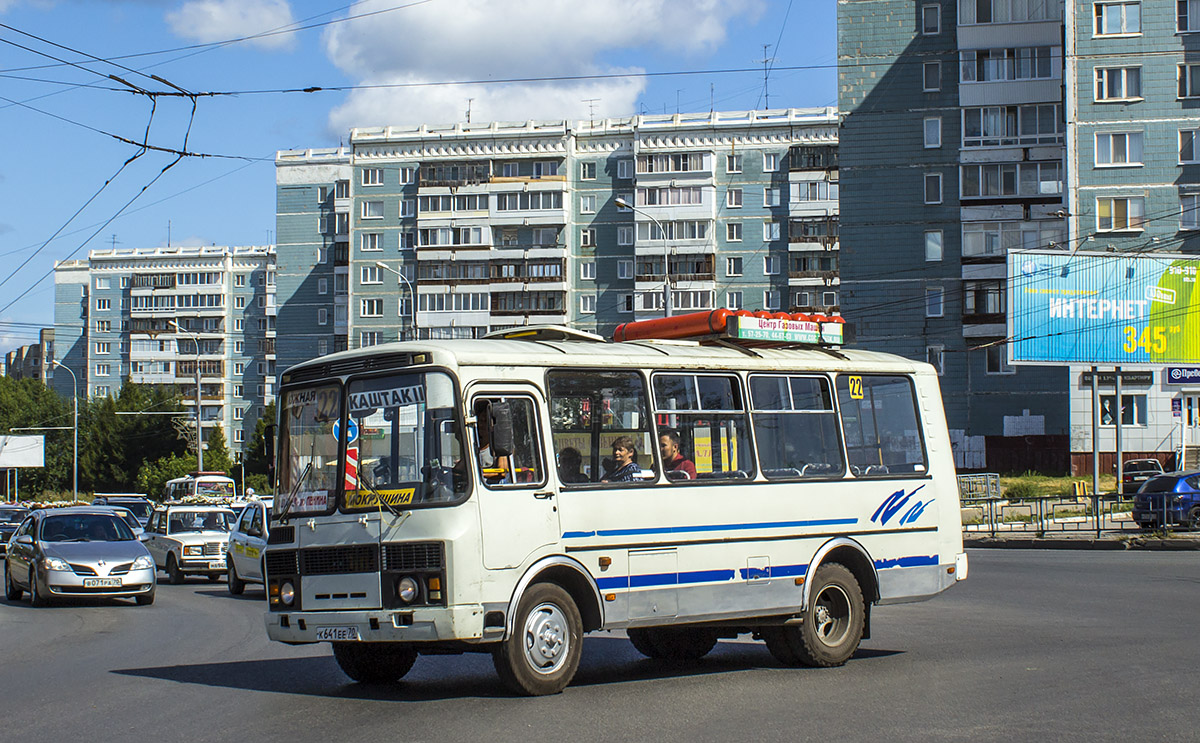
xmin=141 ymin=506 xmax=236 ymax=584
xmin=227 ymin=500 xmax=272 ymax=595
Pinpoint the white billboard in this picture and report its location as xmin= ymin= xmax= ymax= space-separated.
xmin=0 ymin=436 xmax=45 ymax=467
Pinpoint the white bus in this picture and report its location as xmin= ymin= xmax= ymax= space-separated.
xmin=264 ymin=311 xmax=966 ymax=695
xmin=164 ymin=472 xmax=236 ymax=502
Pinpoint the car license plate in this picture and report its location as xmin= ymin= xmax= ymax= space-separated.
xmin=83 ymin=577 xmax=122 ymax=588
xmin=208 ymin=560 xmax=226 ymax=570
xmin=315 ymin=626 xmax=360 ymax=641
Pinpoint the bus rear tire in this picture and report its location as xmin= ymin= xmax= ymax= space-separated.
xmin=492 ymin=582 xmax=582 ymax=696
xmin=765 ymin=562 xmax=864 ymax=668
xmin=628 ymin=627 xmax=717 ymax=661
xmin=332 ymin=642 xmax=417 ymax=684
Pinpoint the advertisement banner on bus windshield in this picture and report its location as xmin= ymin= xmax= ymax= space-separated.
xmin=1007 ymin=250 xmax=1200 ymax=365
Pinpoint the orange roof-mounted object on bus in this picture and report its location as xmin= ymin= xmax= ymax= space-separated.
xmin=612 ymin=309 xmax=845 ymax=347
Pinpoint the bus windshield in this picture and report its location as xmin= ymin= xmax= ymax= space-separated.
xmin=278 ymin=384 xmax=342 ymax=517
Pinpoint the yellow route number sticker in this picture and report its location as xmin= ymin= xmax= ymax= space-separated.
xmin=847 ymin=376 xmax=864 ymax=400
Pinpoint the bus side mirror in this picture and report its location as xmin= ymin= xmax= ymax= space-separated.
xmin=488 ymin=402 xmax=514 ymax=458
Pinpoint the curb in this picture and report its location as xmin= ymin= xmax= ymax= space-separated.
xmin=964 ymin=535 xmax=1200 ymax=551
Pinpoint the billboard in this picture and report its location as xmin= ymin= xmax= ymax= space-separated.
xmin=0 ymin=436 xmax=45 ymax=468
xmin=1008 ymin=250 xmax=1200 ymax=365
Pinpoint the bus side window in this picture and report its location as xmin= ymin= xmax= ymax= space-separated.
xmin=750 ymin=375 xmax=845 ymax=480
xmin=836 ymin=374 xmax=928 ymax=476
xmin=653 ymin=373 xmax=752 ymax=482
xmin=547 ymin=369 xmax=655 ymax=487
xmin=473 ymin=396 xmax=544 ymax=488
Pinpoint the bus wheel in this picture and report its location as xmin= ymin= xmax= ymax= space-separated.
xmin=332 ymin=642 xmax=417 ymax=684
xmin=627 ymin=628 xmax=664 ymax=659
xmin=765 ymin=562 xmax=864 ymax=668
xmin=633 ymin=627 xmax=717 ymax=661
xmin=493 ymin=582 xmax=582 ymax=696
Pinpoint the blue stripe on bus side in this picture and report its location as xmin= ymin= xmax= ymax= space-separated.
xmin=562 ymin=517 xmax=858 ymax=541
xmin=596 ymin=556 xmax=935 ymax=592
xmin=874 ymin=555 xmax=938 ymax=569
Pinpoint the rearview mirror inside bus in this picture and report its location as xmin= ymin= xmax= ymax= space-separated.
xmin=487 ymin=402 xmax=514 ymax=458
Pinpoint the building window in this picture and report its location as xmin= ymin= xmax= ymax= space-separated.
xmin=727 ymin=154 xmax=743 ymax=173
xmin=318 ymin=277 xmax=328 ymax=295
xmin=94 ymin=386 xmax=110 ymax=397
xmin=726 ymin=256 xmax=743 ymax=276
xmin=726 ymin=291 xmax=743 ymax=310
xmin=318 ymin=339 xmax=328 ymax=355
xmin=763 ymin=255 xmax=780 ymax=275
xmin=400 ymin=199 xmax=415 ymax=217
xmin=926 ymin=345 xmax=945 ymax=376
xmin=361 ymin=265 xmax=381 ymax=284
xmin=763 ymin=153 xmax=780 ymax=172
xmin=318 ymin=308 xmax=328 ymax=325
xmin=926 ymin=287 xmax=944 ymax=317
xmin=581 ymin=228 xmax=596 ymax=247
xmin=580 ymin=195 xmax=596 ymax=214
xmin=923 ymin=61 xmax=941 ymax=91
xmin=727 ymin=222 xmax=743 ymax=242
xmin=95 ymin=298 xmax=110 ymax=311
xmin=360 ymin=298 xmax=383 ymax=317
xmin=581 ymin=162 xmax=596 ymax=180
xmin=317 ymin=246 xmax=328 ymax=264
xmin=362 ymin=168 xmax=383 ymax=186
xmin=1182 ymin=194 xmax=1200 ymax=230
xmin=360 ymin=331 xmax=379 ymax=347
xmin=1096 ymin=132 xmax=1144 ymax=166
xmin=921 ymin=3 xmax=940 ymax=34
xmin=617 ymin=159 xmax=634 ymax=179
xmin=823 ymin=291 xmax=838 ymax=307
xmin=95 ymin=277 xmax=110 ymax=289
xmin=1100 ymin=394 xmax=1147 ymax=426
xmin=617 ymin=260 xmax=634 ymax=280
xmin=617 ymin=194 xmax=633 ymax=212
xmin=960 ymin=47 xmax=1053 ymax=83
xmin=1180 ymin=64 xmax=1200 ymax=99
xmin=617 ymin=225 xmax=634 ymax=246
xmin=727 ymin=188 xmax=743 ymax=208
xmin=399 ymin=166 xmax=416 ymax=184
xmin=763 ymin=221 xmax=781 ymax=241
xmin=95 ymin=342 xmax=110 ymax=354
xmin=984 ymin=344 xmax=1013 ymax=374
xmin=925 ymin=230 xmax=943 ymax=262
xmin=924 ymin=117 xmax=942 ymax=148
xmin=763 ymin=290 xmax=781 ymax=311
xmin=361 ymin=232 xmax=382 ymax=251
xmin=362 ymin=200 xmax=383 ymax=219
xmin=235 ymin=296 xmax=246 ymax=309
xmin=580 ymin=295 xmax=597 ymax=314
xmin=924 ymin=173 xmax=942 ymax=204
xmin=618 ymin=293 xmax=634 ymax=313
xmin=234 ymin=341 xmax=244 ymax=354
xmin=95 ymin=320 xmax=110 ymax=333
xmin=1095 ymin=2 xmax=1140 ymax=35
xmin=1095 ymin=67 xmax=1141 ymax=101
xmin=95 ymin=363 xmax=111 ymax=376
xmin=1181 ymin=0 xmax=1200 ymax=32
xmin=962 ymin=104 xmax=1063 ymax=148
xmin=764 ymin=187 xmax=782 ymax=207
xmin=960 ymin=161 xmax=1062 ymax=198
xmin=581 ymin=261 xmax=596 ymax=280
xmin=1097 ymin=197 xmax=1145 ymax=231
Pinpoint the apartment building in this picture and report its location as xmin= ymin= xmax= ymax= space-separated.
xmin=52 ymin=246 xmax=276 ymax=453
xmin=274 ymin=109 xmax=842 ymax=374
xmin=3 ymin=329 xmax=54 ymax=383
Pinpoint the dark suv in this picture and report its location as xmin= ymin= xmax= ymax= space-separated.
xmin=1132 ymin=471 xmax=1200 ymax=530
xmin=1122 ymin=459 xmax=1165 ymax=495
xmin=91 ymin=496 xmax=153 ymax=527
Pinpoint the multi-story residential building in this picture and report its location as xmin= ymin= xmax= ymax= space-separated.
xmin=273 ymin=109 xmax=842 ymax=374
xmin=838 ymin=0 xmax=1200 ymax=472
xmin=4 ymin=329 xmax=54 ymax=383
xmin=52 ymin=246 xmax=276 ymax=453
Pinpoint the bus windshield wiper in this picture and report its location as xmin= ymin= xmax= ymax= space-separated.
xmin=278 ymin=461 xmax=311 ymax=525
xmin=358 ymin=471 xmax=401 ymax=518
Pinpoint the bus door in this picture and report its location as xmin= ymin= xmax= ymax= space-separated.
xmin=470 ymin=386 xmax=558 ymax=570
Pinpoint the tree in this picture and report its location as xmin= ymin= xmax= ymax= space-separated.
xmin=79 ymin=381 xmax=186 ymax=493
xmin=203 ymin=425 xmax=232 ymax=475
xmin=0 ymin=376 xmax=71 ymax=497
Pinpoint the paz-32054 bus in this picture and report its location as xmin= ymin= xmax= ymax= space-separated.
xmin=263 ymin=310 xmax=967 ymax=695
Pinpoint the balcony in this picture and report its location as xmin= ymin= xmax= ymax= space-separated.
xmin=419 ymin=162 xmax=491 ymax=188
xmin=789 ymin=145 xmax=838 ymax=171
xmin=788 ymin=270 xmax=839 ymax=282
xmin=131 ymin=273 xmax=175 ymax=290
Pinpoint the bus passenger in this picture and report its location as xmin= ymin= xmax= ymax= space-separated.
xmin=658 ymin=430 xmax=697 ymax=480
xmin=601 ymin=437 xmax=640 ymax=482
xmin=557 ymin=447 xmax=588 ymax=483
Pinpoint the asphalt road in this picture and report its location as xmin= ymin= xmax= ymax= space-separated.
xmin=2 ymin=550 xmax=1198 ymax=743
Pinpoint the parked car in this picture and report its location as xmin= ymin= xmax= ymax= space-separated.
xmin=227 ymin=499 xmax=272 ymax=595
xmin=4 ymin=506 xmax=156 ymax=606
xmin=1132 ymin=471 xmax=1200 ymax=530
xmin=0 ymin=506 xmax=30 ymax=556
xmin=91 ymin=495 xmax=154 ymax=527
xmin=1122 ymin=459 xmax=1165 ymax=495
xmin=141 ymin=505 xmax=236 ymax=584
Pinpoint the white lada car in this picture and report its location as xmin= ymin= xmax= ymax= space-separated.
xmin=141 ymin=505 xmax=236 ymax=584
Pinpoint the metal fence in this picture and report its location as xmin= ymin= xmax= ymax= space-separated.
xmin=957 ymin=474 xmax=1156 ymax=537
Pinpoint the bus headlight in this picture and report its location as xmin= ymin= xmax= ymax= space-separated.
xmin=397 ymin=576 xmax=419 ymax=604
xmin=280 ymin=581 xmax=296 ymax=606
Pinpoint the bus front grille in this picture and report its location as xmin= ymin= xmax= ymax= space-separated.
xmin=299 ymin=545 xmax=379 ymax=575
xmin=383 ymin=542 xmax=444 ymax=571
xmin=268 ymin=525 xmax=295 ymax=545
xmin=265 ymin=550 xmax=298 ymax=576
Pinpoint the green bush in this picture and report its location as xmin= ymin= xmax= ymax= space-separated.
xmin=1003 ymin=480 xmax=1038 ymax=500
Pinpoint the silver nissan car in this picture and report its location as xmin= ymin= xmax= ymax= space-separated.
xmin=4 ymin=507 xmax=156 ymax=606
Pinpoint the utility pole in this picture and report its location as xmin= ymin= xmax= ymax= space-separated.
xmin=759 ymin=44 xmax=774 ymax=109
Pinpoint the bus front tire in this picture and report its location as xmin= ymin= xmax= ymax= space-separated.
xmin=628 ymin=627 xmax=717 ymax=661
xmin=765 ymin=562 xmax=864 ymax=668
xmin=332 ymin=642 xmax=417 ymax=684
xmin=493 ymin=582 xmax=582 ymax=696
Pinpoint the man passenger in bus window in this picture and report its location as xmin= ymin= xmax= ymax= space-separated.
xmin=602 ymin=437 xmax=640 ymax=482
xmin=658 ymin=429 xmax=697 ymax=481
xmin=557 ymin=447 xmax=588 ymax=483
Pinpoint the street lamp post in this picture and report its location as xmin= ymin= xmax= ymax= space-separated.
xmin=50 ymin=360 xmax=78 ymax=501
xmin=170 ymin=320 xmax=203 ymax=471
xmin=613 ymin=197 xmax=671 ymax=317
xmin=374 ymin=261 xmax=417 ymax=340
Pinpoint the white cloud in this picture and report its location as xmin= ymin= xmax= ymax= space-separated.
xmin=166 ymin=0 xmax=296 ymax=50
xmin=322 ymin=0 xmax=758 ymax=133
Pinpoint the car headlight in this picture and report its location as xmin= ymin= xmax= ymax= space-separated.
xmin=397 ymin=576 xmax=419 ymax=604
xmin=280 ymin=581 xmax=295 ymax=606
xmin=132 ymin=555 xmax=154 ymax=570
xmin=183 ymin=545 xmax=202 ymax=556
xmin=42 ymin=556 xmax=70 ymax=571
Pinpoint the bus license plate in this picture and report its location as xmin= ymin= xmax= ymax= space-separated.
xmin=83 ymin=578 xmax=122 ymax=588
xmin=315 ymin=626 xmax=360 ymax=641
xmin=208 ymin=560 xmax=226 ymax=570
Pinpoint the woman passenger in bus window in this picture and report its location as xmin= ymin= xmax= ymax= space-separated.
xmin=601 ymin=437 xmax=640 ymax=482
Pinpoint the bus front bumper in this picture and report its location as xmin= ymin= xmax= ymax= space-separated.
xmin=265 ymin=604 xmax=490 ymax=645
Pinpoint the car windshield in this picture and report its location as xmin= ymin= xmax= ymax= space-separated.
xmin=0 ymin=508 xmax=28 ymax=523
xmin=39 ymin=514 xmax=134 ymax=542
xmin=168 ymin=510 xmax=234 ymax=533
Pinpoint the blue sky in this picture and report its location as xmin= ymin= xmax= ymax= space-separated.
xmin=0 ymin=0 xmax=836 ymax=354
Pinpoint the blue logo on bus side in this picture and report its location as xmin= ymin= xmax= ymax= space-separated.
xmin=872 ymin=485 xmax=933 ymax=526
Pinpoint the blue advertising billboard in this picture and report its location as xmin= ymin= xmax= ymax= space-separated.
xmin=1007 ymin=250 xmax=1200 ymax=365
